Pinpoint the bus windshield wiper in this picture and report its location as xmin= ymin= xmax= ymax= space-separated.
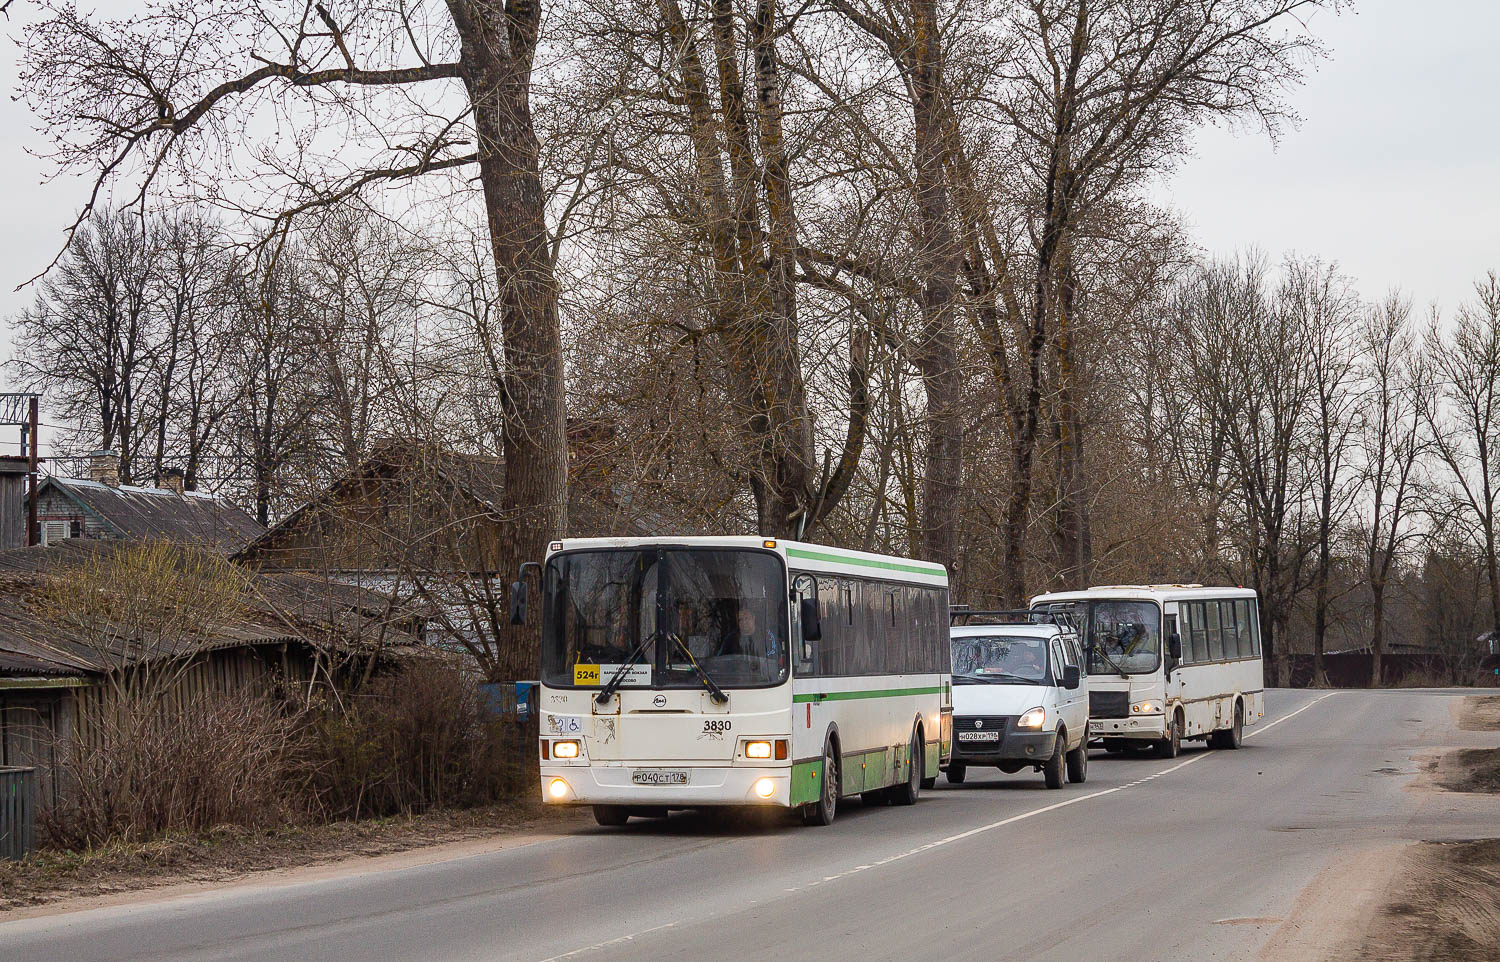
xmin=596 ymin=630 xmax=657 ymax=705
xmin=1091 ymin=643 xmax=1130 ymax=678
xmin=669 ymin=634 xmax=729 ymax=704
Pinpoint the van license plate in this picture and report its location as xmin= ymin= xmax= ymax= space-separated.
xmin=632 ymin=770 xmax=689 ymax=785
xmin=958 ymin=731 xmax=999 ymax=742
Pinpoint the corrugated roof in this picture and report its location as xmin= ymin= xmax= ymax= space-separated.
xmin=236 ymin=441 xmax=673 ymax=564
xmin=41 ymin=477 xmax=264 ymax=553
xmin=0 ymin=541 xmax=419 ymax=679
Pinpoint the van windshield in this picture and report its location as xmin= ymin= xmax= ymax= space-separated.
xmin=951 ymin=634 xmax=1048 ymax=684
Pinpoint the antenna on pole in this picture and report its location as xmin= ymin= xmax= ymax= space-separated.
xmin=0 ymin=393 xmax=42 ymax=547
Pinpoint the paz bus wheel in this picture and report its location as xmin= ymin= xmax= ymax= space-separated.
xmin=802 ymin=739 xmax=839 ymax=826
xmin=1156 ymin=712 xmax=1182 ymax=759
xmin=1221 ymin=701 xmax=1244 ymax=749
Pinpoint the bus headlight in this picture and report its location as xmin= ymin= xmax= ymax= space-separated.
xmin=1131 ymin=700 xmax=1163 ymax=714
xmin=548 ymin=778 xmax=570 ymax=799
xmin=753 ymin=777 xmax=776 ymax=798
xmin=1017 ymin=707 xmax=1046 ymax=729
xmin=744 ymin=740 xmax=773 ymax=759
xmin=554 ymin=740 xmax=581 ymax=759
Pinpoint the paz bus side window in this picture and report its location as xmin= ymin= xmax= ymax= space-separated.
xmin=1219 ymin=601 xmax=1240 ymax=659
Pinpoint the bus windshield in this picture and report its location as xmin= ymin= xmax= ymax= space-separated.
xmin=540 ymin=548 xmax=789 ymax=690
xmin=951 ymin=635 xmax=1048 ymax=684
xmin=1086 ymin=600 xmax=1161 ymax=675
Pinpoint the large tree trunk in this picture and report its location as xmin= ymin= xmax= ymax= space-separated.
xmin=452 ymin=0 xmax=568 ymax=682
xmin=909 ymin=0 xmax=964 ymax=584
xmin=1369 ymin=581 xmax=1385 ymax=687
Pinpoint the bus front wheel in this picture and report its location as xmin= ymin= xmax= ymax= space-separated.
xmin=1156 ymin=712 xmax=1182 ymax=759
xmin=593 ymin=805 xmax=630 ymax=827
xmin=802 ymin=739 xmax=840 ymax=826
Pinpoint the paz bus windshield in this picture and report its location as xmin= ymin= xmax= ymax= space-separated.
xmin=540 ymin=548 xmax=789 ymax=690
xmin=1084 ymin=600 xmax=1162 ymax=675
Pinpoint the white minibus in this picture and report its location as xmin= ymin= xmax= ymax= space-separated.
xmin=523 ymin=537 xmax=952 ymax=826
xmin=1030 ymin=585 xmax=1264 ymax=756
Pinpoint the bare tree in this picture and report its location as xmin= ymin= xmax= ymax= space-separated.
xmin=22 ymin=0 xmax=567 ymax=681
xmin=1287 ymin=258 xmax=1361 ymax=685
xmin=1358 ymin=294 xmax=1430 ymax=685
xmin=1426 ymin=273 xmax=1500 ymax=643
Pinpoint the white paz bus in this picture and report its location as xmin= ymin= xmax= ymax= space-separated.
xmin=519 ymin=537 xmax=952 ymax=826
xmin=1030 ymin=585 xmax=1265 ymax=757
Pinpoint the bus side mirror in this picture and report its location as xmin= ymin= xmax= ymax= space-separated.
xmin=1063 ymin=665 xmax=1081 ymax=690
xmin=509 ymin=580 xmax=527 ymax=625
xmin=800 ymin=597 xmax=822 ymax=641
xmin=1168 ymin=633 xmax=1182 ymax=662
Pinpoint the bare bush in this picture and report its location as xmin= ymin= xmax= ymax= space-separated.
xmin=46 ymin=690 xmax=308 ymax=848
xmin=305 ymin=662 xmax=519 ymax=822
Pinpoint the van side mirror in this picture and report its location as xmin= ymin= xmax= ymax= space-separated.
xmin=800 ymin=597 xmax=822 ymax=641
xmin=1063 ymin=665 xmax=1081 ymax=690
xmin=509 ymin=580 xmax=527 ymax=625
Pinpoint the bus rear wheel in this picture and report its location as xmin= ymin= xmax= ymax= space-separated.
xmin=886 ymin=728 xmax=922 ymax=806
xmin=802 ymin=739 xmax=839 ymax=826
xmin=593 ymin=805 xmax=630 ymax=827
xmin=1211 ymin=701 xmax=1245 ymax=749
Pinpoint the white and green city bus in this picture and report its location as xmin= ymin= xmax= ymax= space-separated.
xmin=522 ymin=537 xmax=952 ymax=826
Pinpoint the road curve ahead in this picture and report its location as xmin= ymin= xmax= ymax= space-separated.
xmin=3 ymin=688 xmax=1496 ymax=961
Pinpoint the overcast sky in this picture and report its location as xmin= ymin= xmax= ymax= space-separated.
xmin=1 ymin=0 xmax=1497 ymax=394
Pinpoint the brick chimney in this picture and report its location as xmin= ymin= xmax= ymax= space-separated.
xmin=161 ymin=467 xmax=186 ymax=495
xmin=89 ymin=450 xmax=120 ymax=487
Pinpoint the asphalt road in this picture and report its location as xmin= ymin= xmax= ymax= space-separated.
xmin=4 ymin=688 xmax=1498 ymax=961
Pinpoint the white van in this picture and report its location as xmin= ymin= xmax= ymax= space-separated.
xmin=943 ymin=613 xmax=1089 ymax=788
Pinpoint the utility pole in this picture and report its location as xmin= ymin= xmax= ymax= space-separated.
xmin=1 ymin=393 xmax=43 ymax=546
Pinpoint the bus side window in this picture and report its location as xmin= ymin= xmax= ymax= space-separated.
xmin=1205 ymin=602 xmax=1223 ymax=660
xmin=1187 ymin=603 xmax=1209 ymax=663
xmin=1234 ymin=599 xmax=1254 ymax=657
xmin=1244 ymin=599 xmax=1262 ymax=657
xmin=1166 ymin=613 xmax=1183 ymax=665
xmin=1219 ymin=601 xmax=1240 ymax=659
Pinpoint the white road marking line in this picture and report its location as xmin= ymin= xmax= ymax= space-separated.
xmin=538 ymin=921 xmax=679 ymax=961
xmin=543 ymin=693 xmax=1332 ymax=959
xmin=1245 ymin=691 xmax=1338 ymax=739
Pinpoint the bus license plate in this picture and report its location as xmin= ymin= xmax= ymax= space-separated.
xmin=958 ymin=731 xmax=999 ymax=743
xmin=632 ymin=770 xmax=689 ymax=785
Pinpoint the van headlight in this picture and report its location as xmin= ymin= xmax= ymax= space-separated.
xmin=1131 ymin=700 xmax=1162 ymax=715
xmin=1017 ymin=707 xmax=1046 ymax=729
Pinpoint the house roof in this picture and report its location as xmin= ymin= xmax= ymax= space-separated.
xmin=236 ymin=442 xmax=675 ymax=564
xmin=0 ymin=541 xmax=419 ymax=679
xmin=39 ymin=476 xmax=264 ymax=553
